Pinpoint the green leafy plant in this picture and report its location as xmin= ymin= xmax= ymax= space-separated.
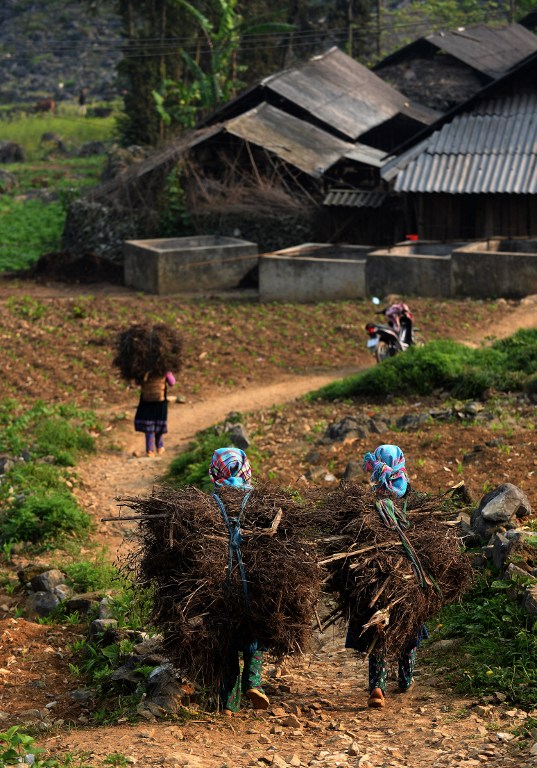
xmin=62 ymin=557 xmax=119 ymax=594
xmin=427 ymin=575 xmax=537 ymax=708
xmin=153 ymin=0 xmax=294 ymax=128
xmin=6 ymin=295 xmax=47 ymax=321
xmin=0 ymin=726 xmax=47 ymax=766
xmin=1 ymin=489 xmax=91 ymax=546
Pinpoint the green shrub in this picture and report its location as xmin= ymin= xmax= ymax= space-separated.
xmin=63 ymin=557 xmax=119 ymax=593
xmin=428 ymin=575 xmax=537 ymax=709
xmin=1 ymin=490 xmax=91 ymax=545
xmin=310 ymin=329 xmax=537 ymax=401
xmin=0 ymin=401 xmax=98 ymax=548
xmin=32 ymin=415 xmax=95 ymax=465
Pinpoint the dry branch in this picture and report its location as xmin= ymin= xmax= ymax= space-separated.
xmin=119 ymin=483 xmax=322 ymax=702
xmin=315 ymin=482 xmax=473 ymax=660
xmin=113 ymin=323 xmax=182 ymax=383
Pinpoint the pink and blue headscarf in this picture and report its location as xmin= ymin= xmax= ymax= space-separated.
xmin=363 ymin=444 xmax=408 ymax=498
xmin=209 ymin=447 xmax=252 ymax=489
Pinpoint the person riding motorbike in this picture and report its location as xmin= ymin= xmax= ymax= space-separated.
xmin=365 ymin=299 xmax=420 ymax=363
xmin=384 ymin=302 xmax=414 ymax=346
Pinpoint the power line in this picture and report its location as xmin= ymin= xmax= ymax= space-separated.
xmin=0 ymin=11 xmax=515 ymax=61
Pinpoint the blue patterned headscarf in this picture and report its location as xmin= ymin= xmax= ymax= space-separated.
xmin=362 ymin=444 xmax=408 ymax=497
xmin=209 ymin=447 xmax=253 ymax=489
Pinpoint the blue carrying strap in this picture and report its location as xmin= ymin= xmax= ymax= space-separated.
xmin=213 ymin=490 xmax=252 ymax=607
xmin=375 ymin=498 xmax=441 ymax=594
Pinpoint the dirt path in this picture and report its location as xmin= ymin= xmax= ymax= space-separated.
xmin=41 ymin=297 xmax=537 ymax=767
xmin=80 ymin=367 xmax=362 ymax=554
xmin=49 ymin=633 xmax=530 ymax=768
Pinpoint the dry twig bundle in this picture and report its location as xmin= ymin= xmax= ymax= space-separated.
xmin=316 ymin=482 xmax=473 ymax=659
xmin=113 ymin=323 xmax=182 ymax=384
xmin=120 ymin=483 xmax=321 ymax=696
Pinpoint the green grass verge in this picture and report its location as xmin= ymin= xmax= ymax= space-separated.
xmin=429 ymin=574 xmax=537 ymax=709
xmin=309 ymin=329 xmax=537 ymax=401
xmin=0 ymin=401 xmax=100 ymax=549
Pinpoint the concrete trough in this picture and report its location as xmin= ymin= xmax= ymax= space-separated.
xmin=124 ymin=235 xmax=258 ymax=294
xmin=452 ymin=239 xmax=537 ymax=298
xmin=366 ymin=241 xmax=466 ymax=298
xmin=259 ymin=243 xmax=370 ymax=302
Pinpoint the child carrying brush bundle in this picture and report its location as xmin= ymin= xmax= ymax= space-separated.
xmin=113 ymin=323 xmax=182 ymax=457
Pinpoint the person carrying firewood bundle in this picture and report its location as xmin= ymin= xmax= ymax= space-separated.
xmin=345 ymin=444 xmax=428 ymax=709
xmin=134 ymin=369 xmax=176 ymax=457
xmin=209 ymin=447 xmax=270 ymax=716
xmin=112 ymin=323 xmax=181 ymax=458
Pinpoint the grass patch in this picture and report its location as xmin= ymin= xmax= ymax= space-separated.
xmin=167 ymin=423 xmax=261 ymax=492
xmin=0 ymin=400 xmax=99 ymax=461
xmin=0 ymin=155 xmax=105 ymax=271
xmin=0 ymin=107 xmax=115 ymax=159
xmin=1 ymin=489 xmax=90 ymax=546
xmin=309 ymin=329 xmax=537 ymax=401
xmin=0 ymin=401 xmax=99 ymax=549
xmin=62 ymin=556 xmax=119 ymax=594
xmin=0 ymin=197 xmax=65 ymax=270
xmin=428 ymin=575 xmax=537 ymax=709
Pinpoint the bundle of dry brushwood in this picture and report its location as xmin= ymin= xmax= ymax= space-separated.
xmin=316 ymin=482 xmax=473 ymax=659
xmin=113 ymin=323 xmax=182 ymax=384
xmin=120 ymin=483 xmax=321 ymax=694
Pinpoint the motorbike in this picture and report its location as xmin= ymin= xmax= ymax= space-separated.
xmin=365 ymin=298 xmax=422 ymax=363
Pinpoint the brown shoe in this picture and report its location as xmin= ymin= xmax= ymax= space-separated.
xmin=146 ymin=450 xmax=155 ymax=458
xmin=246 ymin=688 xmax=269 ymax=710
xmin=368 ymin=688 xmax=385 ymax=708
xmin=223 ymin=709 xmax=233 ymax=717
xmin=157 ymin=447 xmax=165 ymax=455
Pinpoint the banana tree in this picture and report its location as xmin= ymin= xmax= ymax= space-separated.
xmin=153 ymin=0 xmax=294 ymax=129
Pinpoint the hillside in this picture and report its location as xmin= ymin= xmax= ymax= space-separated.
xmin=0 ymin=0 xmax=121 ymax=105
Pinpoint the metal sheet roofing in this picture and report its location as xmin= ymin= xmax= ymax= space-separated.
xmin=323 ymin=189 xmax=388 ymax=207
xmin=224 ymin=102 xmax=357 ymax=177
xmin=375 ymin=23 xmax=537 ymax=79
xmin=344 ymin=144 xmax=387 ymax=168
xmin=384 ymin=94 xmax=537 ymax=194
xmin=259 ymin=47 xmax=436 ymax=141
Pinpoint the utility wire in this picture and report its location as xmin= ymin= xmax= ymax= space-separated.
xmin=0 ymin=12 xmax=513 ymax=60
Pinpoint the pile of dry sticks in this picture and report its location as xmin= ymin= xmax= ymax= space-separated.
xmin=113 ymin=323 xmax=182 ymax=383
xmin=120 ymin=483 xmax=321 ymax=694
xmin=119 ymin=480 xmax=472 ymax=694
xmin=316 ymin=482 xmax=473 ymax=659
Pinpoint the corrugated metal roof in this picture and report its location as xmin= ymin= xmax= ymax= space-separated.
xmin=259 ymin=47 xmax=436 ymax=141
xmin=224 ymin=102 xmax=357 ymax=177
xmin=374 ymin=23 xmax=537 ymax=79
xmin=323 ymin=189 xmax=388 ymax=207
xmin=385 ymin=94 xmax=537 ymax=194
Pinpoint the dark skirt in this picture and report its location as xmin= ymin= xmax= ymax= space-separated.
xmin=345 ymin=619 xmax=429 ymax=653
xmin=134 ymin=398 xmax=168 ymax=434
